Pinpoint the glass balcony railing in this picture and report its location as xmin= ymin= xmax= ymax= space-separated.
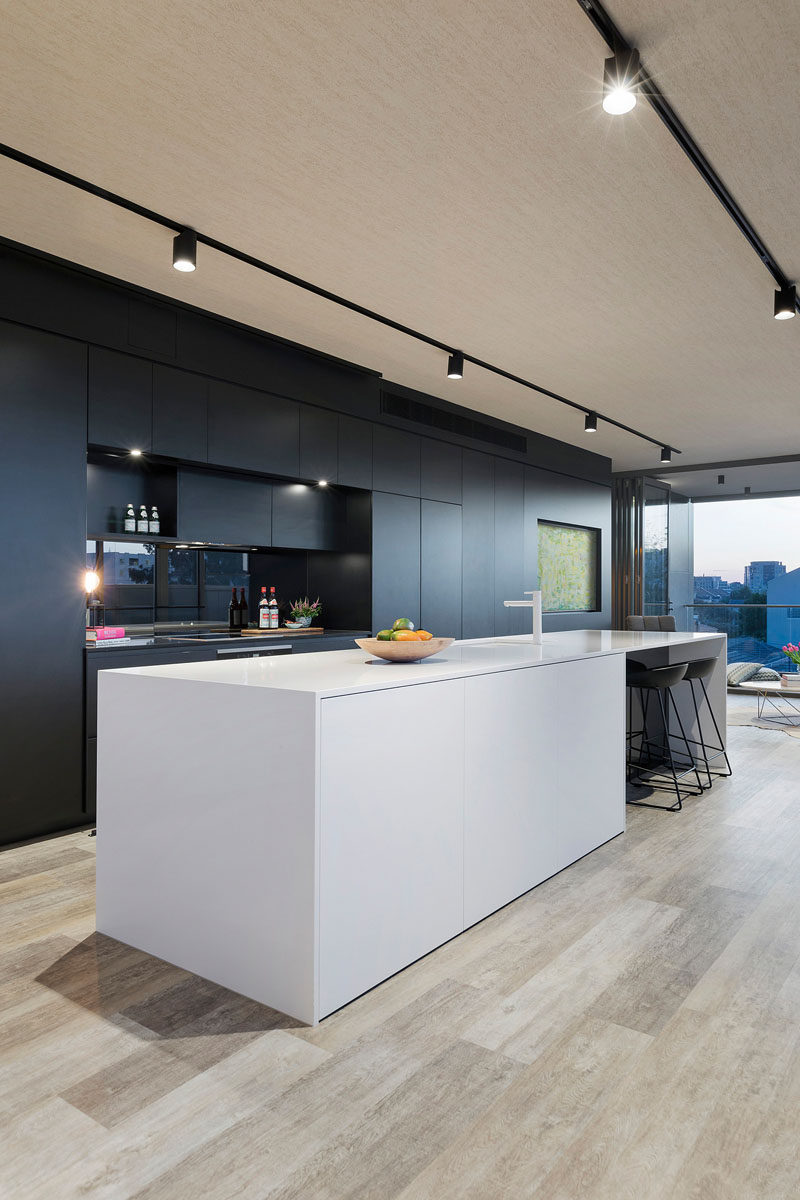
xmin=684 ymin=604 xmax=800 ymax=670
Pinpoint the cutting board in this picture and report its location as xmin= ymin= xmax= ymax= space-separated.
xmin=241 ymin=627 xmax=325 ymax=635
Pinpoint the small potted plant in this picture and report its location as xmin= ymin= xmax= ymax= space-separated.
xmin=285 ymin=596 xmax=322 ymax=629
xmin=781 ymin=643 xmax=800 ymax=685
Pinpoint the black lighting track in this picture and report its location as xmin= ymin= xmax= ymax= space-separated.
xmin=577 ymin=0 xmax=798 ymax=309
xmin=0 ymin=139 xmax=678 ymax=455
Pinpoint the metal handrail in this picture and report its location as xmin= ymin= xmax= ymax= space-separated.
xmin=685 ymin=603 xmax=797 ymax=609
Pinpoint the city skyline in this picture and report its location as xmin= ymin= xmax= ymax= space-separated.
xmin=693 ymin=497 xmax=800 ymax=583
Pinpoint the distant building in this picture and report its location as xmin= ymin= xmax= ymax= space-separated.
xmin=766 ymin=567 xmax=800 ymax=651
xmin=693 ymin=575 xmax=732 ymax=602
xmin=744 ymin=560 xmax=786 ymax=591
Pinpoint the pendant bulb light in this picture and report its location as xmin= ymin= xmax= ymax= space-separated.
xmin=584 ymin=412 xmax=598 ymax=433
xmin=774 ymin=282 xmax=796 ymax=319
xmin=173 ymin=227 xmax=197 ymax=272
xmin=447 ymin=351 xmax=464 ymax=379
xmin=602 ymin=48 xmax=640 ymax=115
xmin=660 ymin=446 xmax=672 ymax=463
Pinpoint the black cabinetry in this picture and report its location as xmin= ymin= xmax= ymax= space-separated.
xmin=494 ymin=459 xmax=526 ymax=636
xmin=178 ymin=469 xmax=271 ymax=546
xmin=371 ymin=491 xmax=420 ymax=633
xmin=338 ymin=416 xmax=372 ymax=489
xmin=462 ymin=450 xmax=495 ymax=638
xmin=207 ymin=381 xmax=300 ymax=477
xmin=372 ymin=426 xmax=421 ymax=496
xmin=153 ymin=365 xmax=208 ymax=462
xmin=1 ymin=323 xmax=87 ymax=844
xmin=300 ymin=406 xmax=338 ymax=483
xmin=421 ymin=439 xmax=462 ymax=504
xmin=88 ymin=346 xmax=153 ymax=450
xmin=421 ymin=500 xmax=462 ymax=638
xmin=272 ymin=482 xmax=348 ymax=551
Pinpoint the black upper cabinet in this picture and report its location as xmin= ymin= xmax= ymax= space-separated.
xmin=338 ymin=416 xmax=373 ymax=489
xmin=371 ymin=491 xmax=420 ymax=633
xmin=88 ymin=346 xmax=153 ymax=450
xmin=153 ymin=365 xmax=208 ymax=462
xmin=421 ymin=500 xmax=462 ymax=638
xmin=299 ymin=406 xmax=338 ymax=483
xmin=272 ymin=482 xmax=347 ymax=551
xmin=420 ymin=438 xmax=462 ymax=504
xmin=372 ymin=426 xmax=421 ymax=497
xmin=207 ymin=381 xmax=300 ymax=477
xmin=178 ymin=469 xmax=271 ymax=546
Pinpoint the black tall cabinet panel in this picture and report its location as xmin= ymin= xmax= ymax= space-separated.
xmin=153 ymin=365 xmax=208 ymax=462
xmin=461 ymin=450 xmax=495 ymax=638
xmin=493 ymin=458 xmax=527 ymax=636
xmin=299 ymin=406 xmax=338 ymax=482
xmin=88 ymin=346 xmax=153 ymax=450
xmin=338 ymin=416 xmax=373 ymax=489
xmin=0 ymin=323 xmax=87 ymax=844
xmin=371 ymin=491 xmax=420 ymax=633
xmin=372 ymin=426 xmax=421 ymax=497
xmin=207 ymin=381 xmax=300 ymax=477
xmin=421 ymin=500 xmax=462 ymax=638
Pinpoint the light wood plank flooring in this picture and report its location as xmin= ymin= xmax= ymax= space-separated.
xmin=2 ymin=721 xmax=799 ymax=1199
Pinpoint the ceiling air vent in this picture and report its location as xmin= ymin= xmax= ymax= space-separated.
xmin=381 ymin=391 xmax=527 ymax=454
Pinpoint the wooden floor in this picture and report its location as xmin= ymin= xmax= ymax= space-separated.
xmin=3 ymin=722 xmax=800 ymax=1199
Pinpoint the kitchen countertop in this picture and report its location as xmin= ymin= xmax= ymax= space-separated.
xmin=86 ymin=629 xmax=369 ymax=653
xmin=100 ymin=629 xmax=724 ymax=697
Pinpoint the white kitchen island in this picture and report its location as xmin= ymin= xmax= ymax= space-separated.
xmin=96 ymin=629 xmax=725 ymax=1023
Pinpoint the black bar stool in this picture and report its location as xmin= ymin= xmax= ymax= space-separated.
xmin=626 ymin=660 xmax=704 ymax=812
xmin=674 ymin=657 xmax=732 ymax=788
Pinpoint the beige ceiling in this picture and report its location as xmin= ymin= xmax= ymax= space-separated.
xmin=1 ymin=0 xmax=798 ymax=470
xmin=657 ymin=458 xmax=800 ymax=500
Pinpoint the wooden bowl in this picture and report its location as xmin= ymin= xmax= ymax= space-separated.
xmin=355 ymin=637 xmax=455 ymax=662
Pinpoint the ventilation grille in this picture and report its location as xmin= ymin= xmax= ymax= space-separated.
xmin=381 ymin=390 xmax=527 ymax=454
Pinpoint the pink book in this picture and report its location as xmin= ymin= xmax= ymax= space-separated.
xmin=95 ymin=626 xmax=126 ymax=640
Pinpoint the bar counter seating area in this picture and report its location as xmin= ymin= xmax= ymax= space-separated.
xmin=2 ymin=5 xmax=800 ymax=1198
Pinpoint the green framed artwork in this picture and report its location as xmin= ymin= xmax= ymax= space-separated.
xmin=537 ymin=520 xmax=600 ymax=612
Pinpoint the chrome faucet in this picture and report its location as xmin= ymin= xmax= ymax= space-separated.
xmin=503 ymin=590 xmax=543 ymax=643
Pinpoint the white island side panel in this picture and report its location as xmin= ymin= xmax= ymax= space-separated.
xmin=95 ymin=671 xmax=320 ymax=1024
xmin=318 ymin=679 xmax=465 ymax=1018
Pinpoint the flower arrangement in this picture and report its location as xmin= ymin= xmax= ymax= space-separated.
xmin=288 ymin=596 xmax=322 ymax=624
xmin=781 ymin=643 xmax=800 ymax=668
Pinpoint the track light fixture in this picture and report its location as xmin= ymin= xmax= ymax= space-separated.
xmin=774 ymin=283 xmax=796 ymax=319
xmin=717 ymin=474 xmax=725 ymax=485
xmin=447 ymin=351 xmax=464 ymax=379
xmin=173 ymin=228 xmax=197 ymax=272
xmin=660 ymin=446 xmax=672 ymax=463
xmin=584 ymin=412 xmax=598 ymax=433
xmin=602 ymin=48 xmax=640 ymax=114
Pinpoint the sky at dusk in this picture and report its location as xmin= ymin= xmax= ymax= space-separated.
xmin=693 ymin=497 xmax=800 ymax=583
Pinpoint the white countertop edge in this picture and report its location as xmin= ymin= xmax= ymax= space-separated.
xmin=99 ymin=630 xmax=725 ymax=700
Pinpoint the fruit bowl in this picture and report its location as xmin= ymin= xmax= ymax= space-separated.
xmin=355 ymin=637 xmax=455 ymax=662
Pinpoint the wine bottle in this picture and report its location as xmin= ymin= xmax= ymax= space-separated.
xmin=258 ymin=586 xmax=270 ymax=629
xmin=150 ymin=505 xmax=160 ymax=535
xmin=229 ymin=586 xmax=240 ymax=634
xmin=124 ymin=503 xmax=136 ymax=533
xmin=239 ymin=587 xmax=249 ymax=630
xmin=269 ymin=586 xmax=279 ymax=630
xmin=137 ymin=504 xmax=149 ymax=534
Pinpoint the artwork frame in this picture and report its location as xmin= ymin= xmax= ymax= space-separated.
xmin=537 ymin=519 xmax=601 ymax=613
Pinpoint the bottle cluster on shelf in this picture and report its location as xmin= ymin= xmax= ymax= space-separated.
xmin=124 ymin=503 xmax=160 ymax=535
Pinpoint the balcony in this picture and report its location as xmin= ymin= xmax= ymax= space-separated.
xmin=684 ymin=604 xmax=800 ymax=670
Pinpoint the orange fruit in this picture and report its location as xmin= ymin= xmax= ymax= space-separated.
xmin=391 ymin=629 xmax=421 ymax=641
xmin=416 ymin=630 xmax=433 ymax=641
